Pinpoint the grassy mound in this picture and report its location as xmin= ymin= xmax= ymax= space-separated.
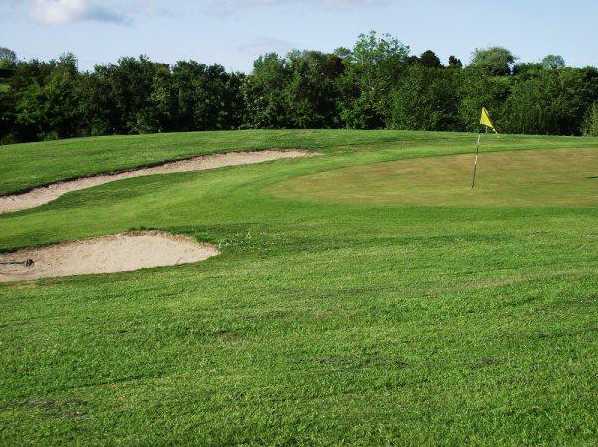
xmin=0 ymin=130 xmax=596 ymax=445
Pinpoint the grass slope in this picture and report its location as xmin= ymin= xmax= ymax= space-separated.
xmin=0 ymin=130 xmax=597 ymax=445
xmin=1 ymin=129 xmax=597 ymax=195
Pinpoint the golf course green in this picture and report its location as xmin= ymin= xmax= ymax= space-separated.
xmin=0 ymin=130 xmax=597 ymax=445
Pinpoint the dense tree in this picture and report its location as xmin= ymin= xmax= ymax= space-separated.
xmin=286 ymin=50 xmax=344 ymax=128
xmin=242 ymin=53 xmax=293 ymax=128
xmin=448 ymin=56 xmax=463 ymax=69
xmin=333 ymin=47 xmax=352 ymax=60
xmin=1 ymin=34 xmax=597 ymax=144
xmin=583 ymin=103 xmax=598 ymax=136
xmin=419 ymin=50 xmax=442 ymax=68
xmin=0 ymin=47 xmax=17 ymax=68
xmin=542 ymin=54 xmax=566 ymax=70
xmin=470 ymin=47 xmax=517 ymax=76
xmin=391 ymin=65 xmax=461 ymax=131
xmin=339 ymin=31 xmax=410 ymax=128
xmin=242 ymin=50 xmax=344 ymax=129
xmin=459 ymin=67 xmax=511 ymax=132
xmin=502 ymin=68 xmax=595 ymax=134
xmin=512 ymin=63 xmax=543 ymax=77
xmin=44 ymin=53 xmax=84 ymax=139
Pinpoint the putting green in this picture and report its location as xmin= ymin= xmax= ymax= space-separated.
xmin=269 ymin=148 xmax=598 ymax=207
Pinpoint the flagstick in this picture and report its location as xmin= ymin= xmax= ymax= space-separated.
xmin=473 ymin=108 xmax=496 ymax=189
xmin=471 ymin=131 xmax=481 ymax=189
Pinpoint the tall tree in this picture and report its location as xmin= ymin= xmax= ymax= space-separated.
xmin=44 ymin=53 xmax=83 ymax=138
xmin=391 ymin=64 xmax=462 ymax=131
xmin=582 ymin=103 xmax=598 ymax=136
xmin=448 ymin=56 xmax=463 ymax=69
xmin=286 ymin=50 xmax=344 ymax=128
xmin=542 ymin=55 xmax=566 ymax=70
xmin=242 ymin=53 xmax=293 ymax=128
xmin=458 ymin=67 xmax=511 ymax=132
xmin=503 ymin=67 xmax=598 ymax=135
xmin=419 ymin=50 xmax=442 ymax=68
xmin=470 ymin=47 xmax=517 ymax=76
xmin=340 ymin=31 xmax=410 ymax=128
xmin=0 ymin=47 xmax=17 ymax=68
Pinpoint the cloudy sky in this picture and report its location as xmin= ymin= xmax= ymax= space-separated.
xmin=1 ymin=0 xmax=597 ymax=72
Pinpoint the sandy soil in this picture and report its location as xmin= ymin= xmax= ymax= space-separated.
xmin=0 ymin=150 xmax=314 ymax=214
xmin=0 ymin=231 xmax=219 ymax=283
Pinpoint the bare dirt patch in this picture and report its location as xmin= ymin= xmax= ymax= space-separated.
xmin=0 ymin=150 xmax=315 ymax=214
xmin=0 ymin=231 xmax=219 ymax=283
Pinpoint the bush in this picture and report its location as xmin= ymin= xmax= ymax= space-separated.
xmin=583 ymin=103 xmax=598 ymax=136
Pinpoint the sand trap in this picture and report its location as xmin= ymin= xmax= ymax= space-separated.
xmin=0 ymin=231 xmax=219 ymax=283
xmin=0 ymin=150 xmax=314 ymax=214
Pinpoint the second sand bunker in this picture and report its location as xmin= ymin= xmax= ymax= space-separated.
xmin=0 ymin=231 xmax=219 ymax=283
xmin=0 ymin=150 xmax=315 ymax=214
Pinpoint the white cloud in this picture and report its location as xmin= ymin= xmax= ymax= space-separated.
xmin=31 ymin=0 xmax=129 ymax=25
xmin=25 ymin=0 xmax=384 ymax=25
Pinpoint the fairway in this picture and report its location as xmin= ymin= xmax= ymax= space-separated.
xmin=0 ymin=130 xmax=597 ymax=446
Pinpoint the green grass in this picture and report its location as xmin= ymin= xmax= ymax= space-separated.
xmin=271 ymin=147 xmax=598 ymax=207
xmin=0 ymin=130 xmax=597 ymax=445
xmin=1 ymin=129 xmax=597 ymax=195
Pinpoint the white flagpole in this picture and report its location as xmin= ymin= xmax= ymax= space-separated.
xmin=471 ymin=131 xmax=481 ymax=189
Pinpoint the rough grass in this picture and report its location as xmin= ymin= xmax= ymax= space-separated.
xmin=0 ymin=130 xmax=597 ymax=446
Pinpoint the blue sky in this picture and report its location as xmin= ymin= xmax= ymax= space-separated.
xmin=1 ymin=0 xmax=597 ymax=72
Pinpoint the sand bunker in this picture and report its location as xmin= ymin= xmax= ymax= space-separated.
xmin=0 ymin=231 xmax=219 ymax=283
xmin=0 ymin=150 xmax=314 ymax=214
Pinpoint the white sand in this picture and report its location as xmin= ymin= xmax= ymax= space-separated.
xmin=0 ymin=150 xmax=314 ymax=214
xmin=0 ymin=231 xmax=219 ymax=283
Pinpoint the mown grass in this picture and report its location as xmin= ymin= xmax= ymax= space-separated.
xmin=271 ymin=147 xmax=598 ymax=207
xmin=0 ymin=130 xmax=597 ymax=445
xmin=1 ymin=129 xmax=597 ymax=195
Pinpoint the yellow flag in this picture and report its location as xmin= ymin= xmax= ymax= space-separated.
xmin=480 ymin=107 xmax=497 ymax=133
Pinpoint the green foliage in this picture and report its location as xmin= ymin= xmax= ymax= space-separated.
xmin=419 ymin=50 xmax=442 ymax=68
xmin=242 ymin=53 xmax=293 ymax=128
xmin=1 ymin=35 xmax=598 ymax=143
xmin=391 ymin=65 xmax=462 ymax=131
xmin=583 ymin=102 xmax=598 ymax=136
xmin=542 ymin=54 xmax=566 ymax=70
xmin=503 ymin=69 xmax=593 ymax=135
xmin=286 ymin=50 xmax=344 ymax=128
xmin=448 ymin=55 xmax=463 ymax=68
xmin=339 ymin=31 xmax=410 ymax=128
xmin=458 ymin=67 xmax=511 ymax=132
xmin=470 ymin=46 xmax=517 ymax=76
xmin=512 ymin=62 xmax=544 ymax=77
xmin=242 ymin=50 xmax=345 ymax=129
xmin=44 ymin=53 xmax=84 ymax=139
xmin=0 ymin=46 xmax=17 ymax=68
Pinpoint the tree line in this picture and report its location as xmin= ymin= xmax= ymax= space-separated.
xmin=1 ymin=32 xmax=598 ymax=144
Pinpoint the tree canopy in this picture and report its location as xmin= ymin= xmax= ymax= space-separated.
xmin=471 ymin=47 xmax=517 ymax=76
xmin=1 ymin=37 xmax=597 ymax=144
xmin=0 ymin=47 xmax=17 ymax=68
xmin=542 ymin=54 xmax=566 ymax=70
